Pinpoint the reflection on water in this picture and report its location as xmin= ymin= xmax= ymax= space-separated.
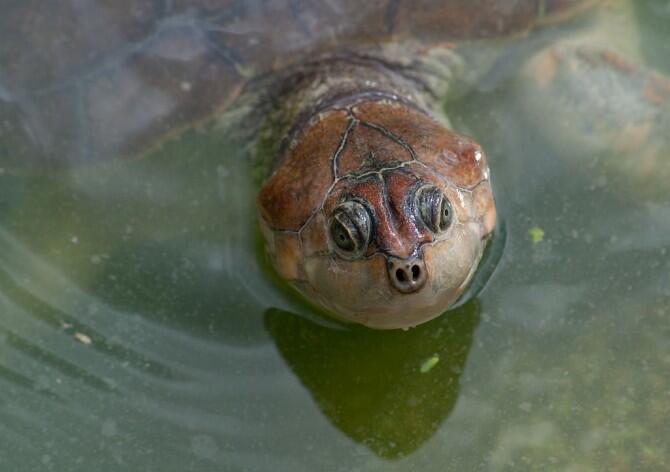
xmin=0 ymin=0 xmax=669 ymax=471
xmin=265 ymin=302 xmax=479 ymax=459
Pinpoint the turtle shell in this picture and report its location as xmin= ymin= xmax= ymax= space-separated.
xmin=0 ymin=0 xmax=590 ymax=169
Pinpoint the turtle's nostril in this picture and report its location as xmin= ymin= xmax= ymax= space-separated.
xmin=388 ymin=256 xmax=427 ymax=294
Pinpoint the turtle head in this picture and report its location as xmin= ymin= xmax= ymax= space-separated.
xmin=257 ymin=100 xmax=495 ymax=329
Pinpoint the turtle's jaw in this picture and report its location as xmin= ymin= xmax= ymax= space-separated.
xmin=259 ymin=192 xmax=494 ymax=329
xmin=296 ymin=263 xmax=467 ymax=330
xmin=289 ymin=222 xmax=486 ymax=330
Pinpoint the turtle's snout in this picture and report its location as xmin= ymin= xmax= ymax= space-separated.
xmin=387 ymin=256 xmax=427 ymax=294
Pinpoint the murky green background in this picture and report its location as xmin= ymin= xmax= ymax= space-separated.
xmin=1 ymin=1 xmax=669 ymax=471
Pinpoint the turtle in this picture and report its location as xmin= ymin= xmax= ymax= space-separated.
xmin=1 ymin=0 xmax=667 ymax=329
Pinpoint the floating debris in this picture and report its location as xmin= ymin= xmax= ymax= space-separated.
xmin=420 ymin=354 xmax=440 ymax=373
xmin=74 ymin=332 xmax=92 ymax=345
xmin=528 ymin=226 xmax=545 ymax=244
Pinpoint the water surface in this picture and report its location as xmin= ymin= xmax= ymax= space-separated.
xmin=0 ymin=1 xmax=669 ymax=470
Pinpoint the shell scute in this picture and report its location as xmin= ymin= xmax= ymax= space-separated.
xmin=0 ymin=0 xmax=160 ymax=91
xmin=84 ymin=25 xmax=243 ymax=157
xmin=390 ymin=0 xmax=592 ymax=39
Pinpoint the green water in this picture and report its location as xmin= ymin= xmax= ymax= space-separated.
xmin=1 ymin=1 xmax=669 ymax=471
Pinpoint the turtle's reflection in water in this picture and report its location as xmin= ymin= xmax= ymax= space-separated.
xmin=264 ymin=301 xmax=479 ymax=459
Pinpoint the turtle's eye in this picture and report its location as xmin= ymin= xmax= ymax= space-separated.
xmin=329 ymin=201 xmax=371 ymax=258
xmin=415 ymin=185 xmax=452 ymax=233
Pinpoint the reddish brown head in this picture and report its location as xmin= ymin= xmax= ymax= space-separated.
xmin=258 ymin=100 xmax=496 ymax=329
